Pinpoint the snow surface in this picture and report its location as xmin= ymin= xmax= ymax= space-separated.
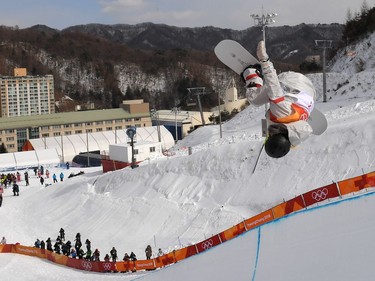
xmin=1 ymin=33 xmax=375 ymax=280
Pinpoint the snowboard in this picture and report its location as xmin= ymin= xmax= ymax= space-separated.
xmin=214 ymin=39 xmax=328 ymax=136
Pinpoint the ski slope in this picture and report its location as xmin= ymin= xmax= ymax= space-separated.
xmin=0 ymin=33 xmax=375 ymax=280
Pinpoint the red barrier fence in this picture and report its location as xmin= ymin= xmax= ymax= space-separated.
xmin=1 ymin=170 xmax=375 ymax=273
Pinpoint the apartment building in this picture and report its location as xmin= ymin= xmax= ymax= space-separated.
xmin=0 ymin=68 xmax=55 ymax=117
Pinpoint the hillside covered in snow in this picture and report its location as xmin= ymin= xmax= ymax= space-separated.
xmin=0 ymin=31 xmax=374 ymax=281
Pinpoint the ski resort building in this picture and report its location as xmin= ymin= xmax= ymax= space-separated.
xmin=0 ymin=99 xmax=152 ymax=152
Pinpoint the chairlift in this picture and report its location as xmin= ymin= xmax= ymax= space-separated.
xmin=186 ymin=98 xmax=197 ymax=107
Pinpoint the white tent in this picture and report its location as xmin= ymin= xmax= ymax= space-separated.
xmin=27 ymin=126 xmax=175 ymax=162
xmin=0 ymin=149 xmax=60 ymax=171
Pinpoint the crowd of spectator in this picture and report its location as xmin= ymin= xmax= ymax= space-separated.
xmin=32 ymin=228 xmax=143 ymax=272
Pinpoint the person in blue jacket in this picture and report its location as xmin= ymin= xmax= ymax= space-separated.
xmin=59 ymin=172 xmax=64 ymax=182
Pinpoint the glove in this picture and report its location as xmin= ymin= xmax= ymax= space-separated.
xmin=242 ymin=67 xmax=263 ymax=88
xmin=256 ymin=41 xmax=269 ymax=62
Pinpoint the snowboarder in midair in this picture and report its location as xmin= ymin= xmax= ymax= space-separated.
xmin=243 ymin=41 xmax=317 ymax=158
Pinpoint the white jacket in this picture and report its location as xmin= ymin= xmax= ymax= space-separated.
xmin=247 ymin=61 xmax=316 ymax=146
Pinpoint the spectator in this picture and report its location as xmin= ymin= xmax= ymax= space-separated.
xmin=40 ymin=177 xmax=45 ymax=185
xmin=46 ymin=238 xmax=53 ymax=251
xmin=130 ymin=251 xmax=137 ymax=261
xmin=0 ymin=236 xmax=6 ymax=244
xmin=59 ymin=228 xmax=65 ymax=241
xmin=110 ymin=247 xmax=118 ymax=262
xmin=104 ymin=253 xmax=110 ymax=262
xmin=34 ymin=239 xmax=41 ymax=248
xmin=157 ymin=248 xmax=164 ymax=257
xmin=85 ymin=239 xmax=91 ymax=252
xmin=64 ymin=241 xmax=72 ymax=255
xmin=12 ymin=183 xmax=19 ymax=196
xmin=24 ymin=171 xmax=29 ymax=186
xmin=54 ymin=242 xmax=61 ymax=254
xmin=123 ymin=253 xmax=130 ymax=261
xmin=70 ymin=248 xmax=77 ymax=259
xmin=40 ymin=240 xmax=45 ymax=249
xmin=85 ymin=249 xmax=92 ymax=260
xmin=66 ymin=162 xmax=70 ymax=169
xmin=77 ymin=248 xmax=85 ymax=259
xmin=33 ymin=167 xmax=37 ymax=176
xmin=45 ymin=170 xmax=50 ymax=178
xmin=93 ymin=248 xmax=100 ymax=261
xmin=145 ymin=245 xmax=152 ymax=259
xmin=52 ymin=173 xmax=58 ymax=183
xmin=16 ymin=171 xmax=21 ymax=182
xmin=59 ymin=172 xmax=64 ymax=182
xmin=40 ymin=166 xmax=44 ymax=175
xmin=56 ymin=235 xmax=62 ymax=245
xmin=0 ymin=193 xmax=3 ymax=207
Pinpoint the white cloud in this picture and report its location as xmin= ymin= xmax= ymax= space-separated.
xmin=100 ymin=0 xmax=149 ymax=13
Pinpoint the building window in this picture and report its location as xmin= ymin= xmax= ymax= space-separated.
xmin=150 ymin=147 xmax=156 ymax=152
xmin=86 ymin=129 xmax=92 ymax=133
xmin=96 ymin=121 xmax=103 ymax=125
xmin=106 ymin=127 xmax=112 ymax=131
xmin=75 ymin=130 xmax=82 ymax=134
xmin=65 ymin=131 xmax=71 ymax=135
xmin=52 ymin=125 xmax=61 ymax=129
xmin=42 ymin=133 xmax=49 ymax=138
xmin=53 ymin=132 xmax=61 ymax=136
xmin=115 ymin=126 xmax=122 ymax=130
xmin=6 ymin=137 xmax=14 ymax=141
xmin=86 ymin=122 xmax=93 ymax=126
xmin=64 ymin=124 xmax=72 ymax=128
xmin=96 ymin=128 xmax=103 ymax=132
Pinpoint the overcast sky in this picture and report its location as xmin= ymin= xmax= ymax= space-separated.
xmin=1 ymin=0 xmax=374 ymax=30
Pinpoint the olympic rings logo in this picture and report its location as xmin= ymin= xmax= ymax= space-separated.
xmin=81 ymin=261 xmax=92 ymax=271
xmin=103 ymin=263 xmax=112 ymax=271
xmin=201 ymin=239 xmax=214 ymax=250
xmin=311 ymin=188 xmax=329 ymax=202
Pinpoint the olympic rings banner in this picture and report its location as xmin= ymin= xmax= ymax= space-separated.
xmin=302 ymin=183 xmax=340 ymax=207
xmin=1 ymin=170 xmax=374 ymax=274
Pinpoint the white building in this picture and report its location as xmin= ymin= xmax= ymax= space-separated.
xmin=109 ymin=140 xmax=162 ymax=163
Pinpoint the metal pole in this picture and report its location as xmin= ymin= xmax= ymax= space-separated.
xmin=61 ymin=134 xmax=64 ymax=164
xmin=86 ymin=131 xmax=90 ymax=167
xmin=196 ymin=94 xmax=205 ymax=126
xmin=322 ymin=47 xmax=327 ymax=102
xmin=175 ymin=109 xmax=178 ymax=143
xmin=218 ymin=92 xmax=222 ymax=139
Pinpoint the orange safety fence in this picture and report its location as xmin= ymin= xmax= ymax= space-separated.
xmin=302 ymin=183 xmax=340 ymax=207
xmin=1 ymin=170 xmax=374 ymax=274
xmin=338 ymin=171 xmax=375 ymax=195
xmin=219 ymin=221 xmax=246 ymax=242
xmin=272 ymin=195 xmax=305 ymax=219
xmin=244 ymin=209 xmax=274 ymax=230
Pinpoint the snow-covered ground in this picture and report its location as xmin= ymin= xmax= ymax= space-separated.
xmin=0 ymin=32 xmax=375 ymax=280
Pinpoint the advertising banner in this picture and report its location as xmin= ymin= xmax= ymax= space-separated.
xmin=195 ymin=234 xmax=221 ymax=253
xmin=302 ymin=183 xmax=340 ymax=207
xmin=244 ymin=209 xmax=274 ymax=231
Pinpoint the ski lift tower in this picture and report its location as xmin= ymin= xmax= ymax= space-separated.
xmin=187 ymin=87 xmax=208 ymax=126
xmin=250 ymin=7 xmax=277 ymax=47
xmin=315 ymin=40 xmax=332 ymax=102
